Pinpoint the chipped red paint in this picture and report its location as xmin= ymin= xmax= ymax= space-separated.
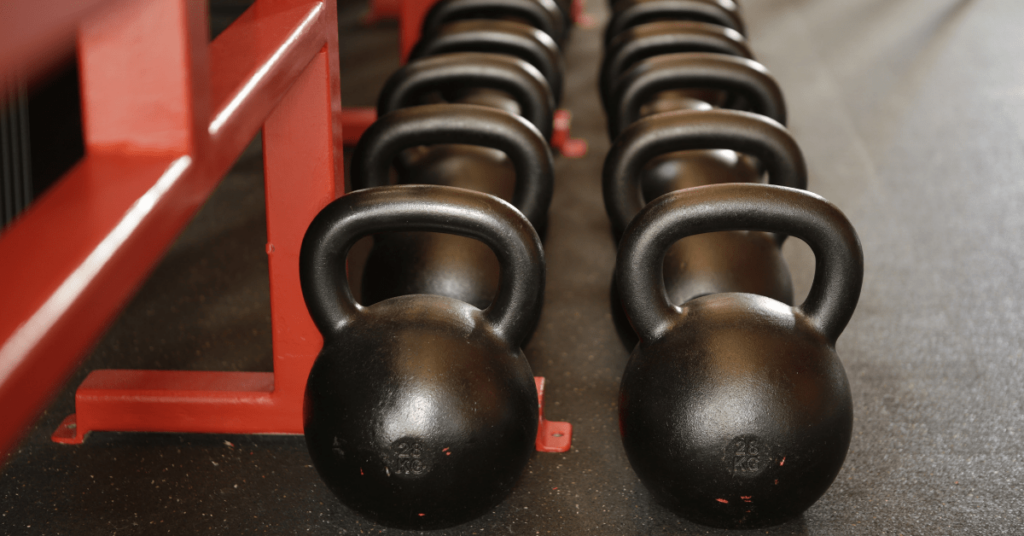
xmin=780 ymin=457 xmax=786 ymax=466
xmin=716 ymin=498 xmax=729 ymax=504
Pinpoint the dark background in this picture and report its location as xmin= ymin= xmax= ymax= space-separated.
xmin=2 ymin=0 xmax=1023 ymax=534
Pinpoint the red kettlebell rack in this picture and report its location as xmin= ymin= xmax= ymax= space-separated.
xmin=0 ymin=0 xmax=570 ymax=460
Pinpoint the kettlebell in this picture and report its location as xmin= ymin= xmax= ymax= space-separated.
xmin=607 ymin=52 xmax=785 ymax=139
xmin=410 ymin=20 xmax=565 ymax=105
xmin=301 ymin=184 xmax=544 ymax=530
xmin=615 ymin=182 xmax=863 ymax=528
xmin=352 ymin=104 xmax=553 ymax=312
xmin=604 ymin=109 xmax=806 ymax=348
xmin=379 ymin=52 xmax=554 ymax=140
xmin=600 ymin=20 xmax=751 ymax=112
xmin=422 ymin=0 xmax=568 ymax=46
xmin=605 ymin=109 xmax=801 ymax=237
xmin=605 ymin=0 xmax=744 ymax=46
xmin=605 ymin=52 xmax=786 ymax=240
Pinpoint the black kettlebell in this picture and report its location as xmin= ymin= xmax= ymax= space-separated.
xmin=600 ymin=20 xmax=751 ymax=112
xmin=605 ymin=52 xmax=787 ymax=247
xmin=376 ymin=50 xmax=554 ymax=196
xmin=410 ymin=20 xmax=565 ymax=104
xmin=352 ymin=104 xmax=553 ymax=311
xmin=615 ymin=182 xmax=863 ymax=528
xmin=604 ymin=109 xmax=806 ymax=347
xmin=607 ymin=52 xmax=785 ymax=139
xmin=422 ymin=0 xmax=568 ymax=46
xmin=301 ymin=184 xmax=544 ymax=530
xmin=379 ymin=51 xmax=554 ymax=140
xmin=605 ymin=0 xmax=744 ymax=46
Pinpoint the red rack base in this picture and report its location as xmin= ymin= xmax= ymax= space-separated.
xmin=52 ymin=375 xmax=572 ymax=453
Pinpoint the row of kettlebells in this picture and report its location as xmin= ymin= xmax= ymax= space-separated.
xmin=302 ymin=1 xmax=573 ymax=531
xmin=601 ymin=0 xmax=865 ymax=529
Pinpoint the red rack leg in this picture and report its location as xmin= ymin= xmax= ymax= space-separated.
xmin=362 ymin=0 xmax=402 ymax=24
xmin=534 ymin=377 xmax=572 ymax=452
xmin=399 ymin=0 xmax=437 ymax=63
xmin=550 ymin=109 xmax=588 ymax=158
xmin=341 ymin=107 xmax=378 ymax=145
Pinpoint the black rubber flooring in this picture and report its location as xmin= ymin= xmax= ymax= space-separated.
xmin=3 ymin=0 xmax=1024 ymax=533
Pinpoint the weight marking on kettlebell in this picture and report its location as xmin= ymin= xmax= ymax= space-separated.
xmin=726 ymin=436 xmax=770 ymax=478
xmin=392 ymin=440 xmax=429 ymax=475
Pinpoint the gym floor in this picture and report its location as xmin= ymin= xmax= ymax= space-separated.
xmin=3 ymin=0 xmax=1023 ymax=533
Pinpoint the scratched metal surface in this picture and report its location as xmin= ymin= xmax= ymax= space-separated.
xmin=2 ymin=0 xmax=1023 ymax=534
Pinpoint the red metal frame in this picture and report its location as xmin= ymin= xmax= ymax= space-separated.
xmin=361 ymin=0 xmax=402 ymax=24
xmin=0 ymin=0 xmax=344 ymax=459
xmin=0 ymin=0 xmax=570 ymax=460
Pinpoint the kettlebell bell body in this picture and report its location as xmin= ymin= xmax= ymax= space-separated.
xmin=301 ymin=185 xmax=544 ymax=530
xmin=616 ymin=183 xmax=863 ymax=528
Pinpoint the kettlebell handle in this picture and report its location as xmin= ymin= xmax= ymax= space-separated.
xmin=608 ymin=53 xmax=786 ymax=139
xmin=410 ymin=20 xmax=565 ymax=106
xmin=605 ymin=0 xmax=744 ymax=45
xmin=423 ymin=0 xmax=567 ymax=45
xmin=616 ymin=183 xmax=863 ymax=345
xmin=378 ymin=52 xmax=555 ymax=140
xmin=603 ymin=109 xmax=807 ymax=239
xmin=601 ymin=21 xmax=752 ymax=111
xmin=350 ymin=103 xmax=554 ymax=232
xmin=299 ymin=185 xmax=545 ymax=347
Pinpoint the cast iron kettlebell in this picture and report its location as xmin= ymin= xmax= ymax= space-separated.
xmin=410 ymin=20 xmax=565 ymax=104
xmin=607 ymin=52 xmax=785 ymax=139
xmin=601 ymin=20 xmax=752 ymax=112
xmin=422 ymin=0 xmax=568 ymax=46
xmin=605 ymin=108 xmax=805 ymax=290
xmin=616 ymin=182 xmax=863 ymax=529
xmin=377 ymin=50 xmax=554 ymax=193
xmin=302 ymin=184 xmax=544 ymax=530
xmin=379 ymin=51 xmax=554 ymax=140
xmin=605 ymin=0 xmax=744 ymax=46
xmin=352 ymin=104 xmax=553 ymax=311
xmin=604 ymin=52 xmax=786 ymax=234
